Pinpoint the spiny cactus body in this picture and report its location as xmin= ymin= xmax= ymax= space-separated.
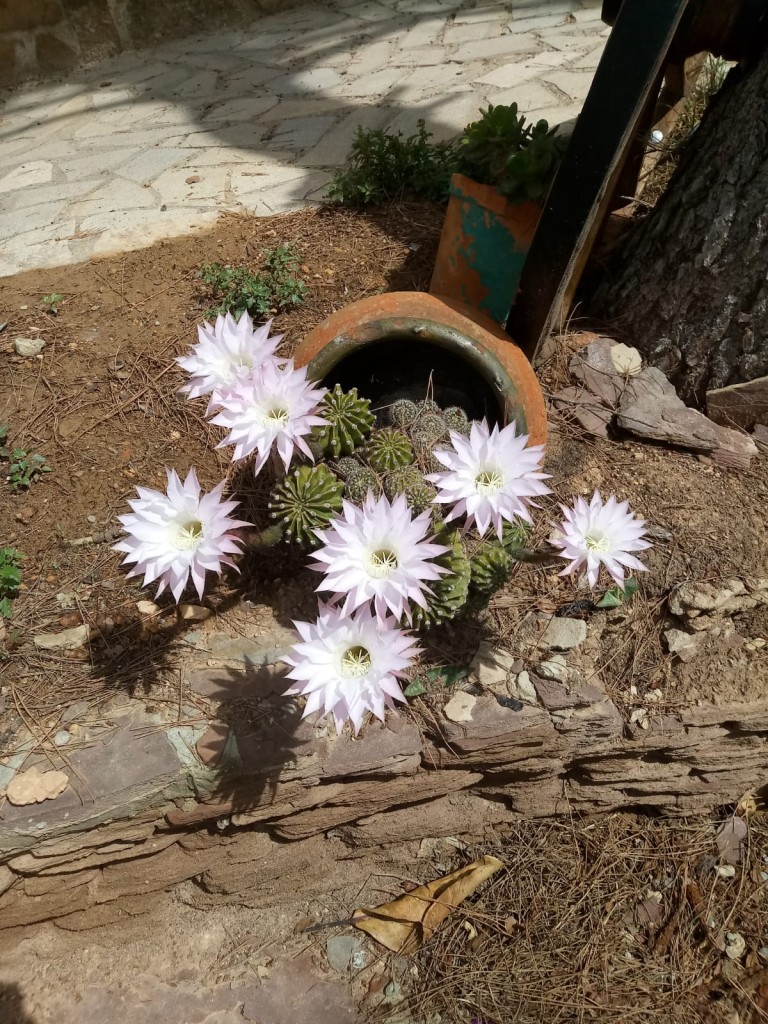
xmin=344 ymin=466 xmax=381 ymax=505
xmin=412 ymin=528 xmax=470 ymax=628
xmin=269 ymin=464 xmax=343 ymax=546
xmin=313 ymin=384 xmax=375 ymax=457
xmin=470 ymin=543 xmax=512 ymax=596
xmin=443 ymin=406 xmax=470 ymax=435
xmin=383 ymin=465 xmax=423 ymax=500
xmin=389 ymin=398 xmax=419 ymax=428
xmin=367 ymin=428 xmax=413 ymax=473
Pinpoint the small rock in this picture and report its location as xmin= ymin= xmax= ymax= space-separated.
xmin=185 ymin=174 xmax=201 ymax=184
xmin=33 ymin=624 xmax=89 ymax=650
xmin=53 ymin=730 xmax=71 ymax=747
xmin=196 ymin=722 xmax=229 ymax=767
xmin=55 ymin=592 xmax=78 ymax=610
xmin=179 ymin=604 xmax=212 ymax=622
xmin=535 ymin=655 xmax=567 ymax=683
xmin=443 ymin=691 xmax=476 ymax=723
xmin=509 ymin=670 xmax=537 ymax=704
xmin=664 ymin=628 xmax=702 ymax=663
xmin=629 ymin=707 xmax=647 ymax=726
xmin=326 ymin=934 xmax=367 ymax=973
xmin=136 ymin=599 xmax=161 ymax=618
xmin=716 ymin=864 xmax=737 ymax=879
xmin=6 ymin=766 xmax=69 ymax=805
xmin=0 ymin=865 xmax=14 ymax=895
xmin=610 ymin=343 xmax=642 ymax=376
xmin=470 ymin=642 xmax=518 ymax=691
xmin=725 ymin=931 xmax=746 ymax=961
xmin=540 ymin=618 xmax=587 ymax=651
xmin=14 ymin=336 xmax=45 ymax=357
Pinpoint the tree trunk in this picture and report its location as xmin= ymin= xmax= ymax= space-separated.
xmin=589 ymin=44 xmax=768 ymax=404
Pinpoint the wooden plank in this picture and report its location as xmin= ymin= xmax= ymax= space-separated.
xmin=505 ymin=0 xmax=691 ymax=362
xmin=706 ymin=374 xmax=768 ymax=430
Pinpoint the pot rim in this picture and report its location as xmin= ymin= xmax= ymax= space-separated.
xmin=306 ymin=313 xmax=530 ymax=430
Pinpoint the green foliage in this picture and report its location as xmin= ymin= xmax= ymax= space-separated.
xmin=596 ymin=578 xmax=639 ymax=609
xmin=313 ymin=384 xmax=375 ymax=458
xmin=328 ymin=120 xmax=459 ymax=206
xmin=500 ymin=518 xmax=533 ymax=552
xmin=0 ymin=547 xmax=23 ymax=619
xmin=200 ymin=244 xmax=307 ymax=319
xmin=1 ymin=429 xmax=50 ymax=490
xmin=42 ymin=292 xmax=63 ymax=314
xmin=269 ymin=464 xmax=343 ymax=546
xmin=367 ymin=429 xmax=413 ymax=473
xmin=458 ymin=103 xmax=567 ymax=203
xmin=412 ymin=528 xmax=471 ymax=628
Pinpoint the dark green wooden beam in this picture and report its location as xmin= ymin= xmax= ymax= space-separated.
xmin=506 ymin=0 xmax=691 ymax=362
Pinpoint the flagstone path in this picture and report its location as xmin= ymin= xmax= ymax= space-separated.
xmin=0 ymin=0 xmax=607 ymax=278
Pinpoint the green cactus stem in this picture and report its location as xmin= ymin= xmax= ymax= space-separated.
xmin=368 ymin=428 xmax=413 ymax=472
xmin=412 ymin=528 xmax=470 ymax=628
xmin=313 ymin=384 xmax=375 ymax=457
xmin=268 ymin=464 xmax=343 ymax=546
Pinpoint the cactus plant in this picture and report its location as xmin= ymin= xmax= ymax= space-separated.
xmin=443 ymin=406 xmax=470 ymax=435
xmin=383 ymin=465 xmax=423 ymax=499
xmin=367 ymin=428 xmax=413 ymax=472
xmin=313 ymin=384 xmax=375 ymax=457
xmin=332 ymin=456 xmax=362 ymax=480
xmin=470 ymin=542 xmax=512 ymax=595
xmin=412 ymin=528 xmax=470 ymax=628
xmin=344 ymin=465 xmax=381 ymax=505
xmin=269 ymin=464 xmax=344 ymax=546
xmin=389 ymin=398 xmax=419 ymax=428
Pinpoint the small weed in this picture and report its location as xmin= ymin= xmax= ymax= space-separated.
xmin=0 ymin=427 xmax=51 ymax=490
xmin=328 ymin=120 xmax=458 ymax=206
xmin=0 ymin=547 xmax=23 ymax=619
xmin=42 ymin=292 xmax=64 ymax=314
xmin=200 ymin=244 xmax=307 ymax=320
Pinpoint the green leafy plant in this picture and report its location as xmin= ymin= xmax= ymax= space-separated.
xmin=328 ymin=120 xmax=459 ymax=206
xmin=596 ymin=578 xmax=639 ymax=609
xmin=0 ymin=547 xmax=23 ymax=619
xmin=458 ymin=103 xmax=567 ymax=203
xmin=42 ymin=292 xmax=64 ymax=314
xmin=200 ymin=245 xmax=307 ymax=319
xmin=0 ymin=428 xmax=50 ymax=490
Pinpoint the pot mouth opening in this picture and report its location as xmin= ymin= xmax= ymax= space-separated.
xmin=308 ymin=332 xmax=509 ymax=426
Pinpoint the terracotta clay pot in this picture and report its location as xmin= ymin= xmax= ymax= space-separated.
xmin=293 ymin=291 xmax=547 ymax=446
xmin=430 ymin=172 xmax=541 ymax=325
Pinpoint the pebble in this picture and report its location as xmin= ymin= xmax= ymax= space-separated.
xmin=443 ymin=691 xmax=476 ymax=723
xmin=540 ymin=617 xmax=587 ymax=651
xmin=14 ymin=336 xmax=45 ymax=357
xmin=716 ymin=865 xmax=736 ymax=879
xmin=33 ymin=624 xmax=89 ymax=650
xmin=509 ymin=669 xmax=537 ymax=704
xmin=53 ymin=730 xmax=71 ymax=747
xmin=535 ymin=655 xmax=567 ymax=683
xmin=178 ymin=604 xmax=212 ymax=622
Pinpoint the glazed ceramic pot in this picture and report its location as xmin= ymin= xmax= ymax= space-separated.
xmin=429 ymin=173 xmax=541 ymax=325
xmin=292 ymin=291 xmax=547 ymax=446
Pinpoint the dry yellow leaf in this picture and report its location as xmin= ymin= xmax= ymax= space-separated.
xmin=352 ymin=855 xmax=504 ymax=954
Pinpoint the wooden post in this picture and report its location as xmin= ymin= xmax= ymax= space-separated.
xmin=505 ymin=0 xmax=691 ymax=362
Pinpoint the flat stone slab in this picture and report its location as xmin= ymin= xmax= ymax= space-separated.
xmin=0 ymin=0 xmax=606 ymax=276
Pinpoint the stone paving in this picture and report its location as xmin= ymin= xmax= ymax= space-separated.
xmin=0 ymin=0 xmax=607 ymax=278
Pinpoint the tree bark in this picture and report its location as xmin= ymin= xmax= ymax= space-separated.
xmin=589 ymin=44 xmax=768 ymax=404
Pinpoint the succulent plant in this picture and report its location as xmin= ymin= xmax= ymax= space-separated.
xmin=344 ymin=465 xmax=381 ymax=505
xmin=411 ymin=528 xmax=470 ymax=628
xmin=443 ymin=406 xmax=470 ymax=435
xmin=412 ymin=412 xmax=448 ymax=446
xmin=383 ymin=464 xmax=423 ymax=499
xmin=470 ymin=542 xmax=512 ymax=596
xmin=501 ymin=518 xmax=533 ymax=552
xmin=415 ymin=398 xmax=440 ymax=416
xmin=405 ymin=481 xmax=437 ymax=516
xmin=332 ymin=456 xmax=362 ymax=480
xmin=389 ymin=398 xmax=419 ymax=428
xmin=313 ymin=384 xmax=375 ymax=458
xmin=367 ymin=428 xmax=414 ymax=473
xmin=269 ymin=464 xmax=344 ymax=546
